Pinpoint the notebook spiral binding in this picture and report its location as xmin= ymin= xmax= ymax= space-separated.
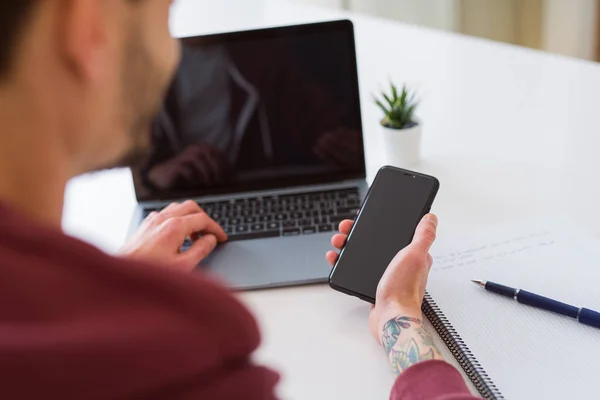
xmin=422 ymin=291 xmax=504 ymax=400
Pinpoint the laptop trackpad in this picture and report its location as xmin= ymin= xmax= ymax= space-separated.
xmin=197 ymin=233 xmax=333 ymax=290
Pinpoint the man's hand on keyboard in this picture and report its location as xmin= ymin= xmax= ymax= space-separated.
xmin=120 ymin=200 xmax=228 ymax=272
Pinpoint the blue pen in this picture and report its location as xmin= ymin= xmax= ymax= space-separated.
xmin=471 ymin=280 xmax=600 ymax=329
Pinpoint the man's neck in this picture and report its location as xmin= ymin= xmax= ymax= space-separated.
xmin=0 ymin=87 xmax=70 ymax=229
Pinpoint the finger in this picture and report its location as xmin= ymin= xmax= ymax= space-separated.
xmin=160 ymin=201 xmax=204 ymax=221
xmin=180 ymin=213 xmax=228 ymax=242
xmin=410 ymin=214 xmax=438 ymax=252
xmin=180 ymin=234 xmax=218 ymax=267
xmin=427 ymin=253 xmax=434 ymax=269
xmin=161 ymin=202 xmax=180 ymax=213
xmin=141 ymin=211 xmax=159 ymax=227
xmin=331 ymin=234 xmax=348 ymax=250
xmin=326 ymin=250 xmax=339 ymax=267
xmin=338 ymin=220 xmax=354 ymax=235
xmin=145 ymin=211 xmax=159 ymax=221
xmin=167 ymin=200 xmax=204 ymax=218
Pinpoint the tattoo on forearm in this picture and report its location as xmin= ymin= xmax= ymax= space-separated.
xmin=382 ymin=316 xmax=443 ymax=376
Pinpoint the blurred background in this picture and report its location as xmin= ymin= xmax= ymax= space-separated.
xmin=294 ymin=0 xmax=600 ymax=61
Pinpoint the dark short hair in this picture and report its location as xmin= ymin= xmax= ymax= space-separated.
xmin=0 ymin=0 xmax=37 ymax=79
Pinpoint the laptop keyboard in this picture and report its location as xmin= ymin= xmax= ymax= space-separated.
xmin=143 ymin=188 xmax=360 ymax=246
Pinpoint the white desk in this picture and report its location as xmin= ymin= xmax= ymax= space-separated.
xmin=63 ymin=1 xmax=600 ymax=398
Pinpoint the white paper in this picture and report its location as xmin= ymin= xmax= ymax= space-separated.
xmin=428 ymin=216 xmax=600 ymax=399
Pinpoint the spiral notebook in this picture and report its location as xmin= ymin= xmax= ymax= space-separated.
xmin=424 ymin=216 xmax=600 ymax=399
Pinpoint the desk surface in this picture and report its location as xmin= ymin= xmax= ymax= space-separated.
xmin=63 ymin=1 xmax=600 ymax=398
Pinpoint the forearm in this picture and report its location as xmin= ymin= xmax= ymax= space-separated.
xmin=381 ymin=313 xmax=445 ymax=377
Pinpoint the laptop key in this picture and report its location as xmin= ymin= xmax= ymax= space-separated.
xmin=302 ymin=226 xmax=317 ymax=235
xmin=283 ymin=228 xmax=301 ymax=237
xmin=315 ymin=216 xmax=330 ymax=224
xmin=300 ymin=218 xmax=313 ymax=227
xmin=275 ymin=213 xmax=287 ymax=221
xmin=235 ymin=225 xmax=249 ymax=233
xmin=318 ymin=224 xmax=333 ymax=233
xmin=321 ymin=209 xmax=336 ymax=217
xmin=331 ymin=214 xmax=356 ymax=224
xmin=283 ymin=221 xmax=296 ymax=228
xmin=228 ymin=230 xmax=280 ymax=242
xmin=346 ymin=198 xmax=360 ymax=207
xmin=251 ymin=223 xmax=265 ymax=231
xmin=267 ymin=222 xmax=280 ymax=230
xmin=337 ymin=207 xmax=360 ymax=215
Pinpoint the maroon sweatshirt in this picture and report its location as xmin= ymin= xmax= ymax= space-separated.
xmin=0 ymin=203 xmax=478 ymax=399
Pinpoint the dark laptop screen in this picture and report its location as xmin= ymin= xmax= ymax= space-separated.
xmin=133 ymin=21 xmax=365 ymax=201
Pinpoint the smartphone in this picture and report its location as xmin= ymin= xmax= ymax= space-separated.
xmin=329 ymin=166 xmax=440 ymax=304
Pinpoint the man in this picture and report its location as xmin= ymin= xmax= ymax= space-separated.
xmin=0 ymin=1 xmax=479 ymax=399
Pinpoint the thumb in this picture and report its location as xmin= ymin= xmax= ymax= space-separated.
xmin=180 ymin=234 xmax=218 ymax=269
xmin=410 ymin=214 xmax=438 ymax=252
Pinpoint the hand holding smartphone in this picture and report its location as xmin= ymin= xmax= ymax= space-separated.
xmin=329 ymin=166 xmax=439 ymax=304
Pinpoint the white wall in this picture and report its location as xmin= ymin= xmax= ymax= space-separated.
xmin=543 ymin=0 xmax=598 ymax=60
xmin=349 ymin=0 xmax=458 ymax=31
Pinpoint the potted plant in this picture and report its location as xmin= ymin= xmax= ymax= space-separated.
xmin=375 ymin=83 xmax=422 ymax=167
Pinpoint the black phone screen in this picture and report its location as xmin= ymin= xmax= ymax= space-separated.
xmin=329 ymin=166 xmax=439 ymax=303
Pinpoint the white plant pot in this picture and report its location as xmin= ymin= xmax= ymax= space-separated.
xmin=381 ymin=122 xmax=422 ymax=168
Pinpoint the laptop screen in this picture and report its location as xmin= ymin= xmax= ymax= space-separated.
xmin=132 ymin=20 xmax=365 ymax=201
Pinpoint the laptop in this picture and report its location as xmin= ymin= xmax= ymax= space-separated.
xmin=130 ymin=20 xmax=368 ymax=290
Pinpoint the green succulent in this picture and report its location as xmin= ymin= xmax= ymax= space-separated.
xmin=374 ymin=83 xmax=419 ymax=130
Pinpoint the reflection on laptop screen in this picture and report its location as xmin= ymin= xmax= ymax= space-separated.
xmin=134 ymin=22 xmax=365 ymax=201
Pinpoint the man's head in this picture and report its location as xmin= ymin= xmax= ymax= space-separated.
xmin=0 ymin=0 xmax=180 ymax=173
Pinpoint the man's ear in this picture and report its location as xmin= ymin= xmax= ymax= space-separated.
xmin=59 ymin=0 xmax=108 ymax=82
